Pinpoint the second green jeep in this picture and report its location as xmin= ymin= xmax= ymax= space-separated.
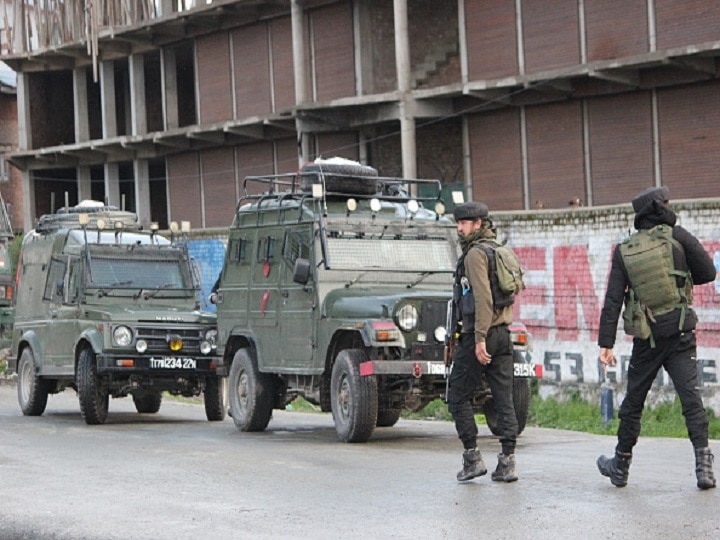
xmin=215 ymin=158 xmax=535 ymax=442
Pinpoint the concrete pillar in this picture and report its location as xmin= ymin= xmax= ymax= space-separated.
xmin=100 ymin=61 xmax=117 ymax=138
xmin=104 ymin=162 xmax=121 ymax=208
xmin=291 ymin=0 xmax=309 ymax=166
xmin=16 ymin=72 xmax=34 ymax=231
xmin=20 ymin=170 xmax=34 ymax=233
xmin=134 ymin=159 xmax=151 ymax=227
xmin=393 ymin=0 xmax=417 ymax=182
xmin=159 ymin=0 xmax=174 ymax=17
xmin=129 ymin=54 xmax=147 ymax=136
xmin=73 ymin=68 xmax=90 ymax=143
xmin=162 ymin=48 xmax=179 ymax=130
xmin=16 ymin=72 xmax=31 ymax=151
xmin=77 ymin=166 xmax=92 ymax=202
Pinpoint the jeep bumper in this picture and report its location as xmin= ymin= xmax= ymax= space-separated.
xmin=359 ymin=359 xmax=541 ymax=378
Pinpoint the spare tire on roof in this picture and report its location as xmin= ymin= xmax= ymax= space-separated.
xmin=299 ymin=158 xmax=378 ymax=195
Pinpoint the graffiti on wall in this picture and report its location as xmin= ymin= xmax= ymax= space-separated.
xmin=510 ymin=237 xmax=720 ymax=386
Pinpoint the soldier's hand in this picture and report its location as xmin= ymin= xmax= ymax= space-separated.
xmin=599 ymin=347 xmax=616 ymax=367
xmin=475 ymin=341 xmax=491 ymax=365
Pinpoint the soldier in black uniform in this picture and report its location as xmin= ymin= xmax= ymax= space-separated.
xmin=448 ymin=201 xmax=519 ymax=483
xmin=597 ymin=186 xmax=716 ymax=489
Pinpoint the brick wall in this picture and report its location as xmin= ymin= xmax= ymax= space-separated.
xmin=491 ymin=199 xmax=720 ymax=410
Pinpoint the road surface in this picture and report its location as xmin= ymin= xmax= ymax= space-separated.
xmin=0 ymin=380 xmax=717 ymax=539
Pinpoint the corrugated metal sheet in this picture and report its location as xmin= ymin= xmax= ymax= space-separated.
xmin=233 ymin=23 xmax=272 ymax=119
xmin=201 ymin=147 xmax=237 ymax=228
xmin=657 ymin=81 xmax=720 ymax=199
xmin=588 ymin=92 xmax=653 ymax=206
xmin=167 ymin=152 xmax=202 ymax=226
xmin=522 ymin=0 xmax=580 ymax=72
xmin=196 ymin=32 xmax=232 ymax=124
xmin=467 ymin=108 xmax=524 ymax=210
xmin=465 ymin=0 xmax=518 ymax=80
xmin=585 ymin=0 xmax=648 ymax=61
xmin=312 ymin=2 xmax=355 ymax=102
xmin=271 ymin=17 xmax=295 ymax=112
xmin=655 ymin=0 xmax=720 ymax=49
xmin=525 ymin=101 xmax=585 ymax=208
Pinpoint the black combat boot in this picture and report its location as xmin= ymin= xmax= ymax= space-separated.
xmin=491 ymin=453 xmax=518 ymax=482
xmin=457 ymin=448 xmax=487 ymax=482
xmin=695 ymin=447 xmax=717 ymax=490
xmin=597 ymin=451 xmax=632 ymax=487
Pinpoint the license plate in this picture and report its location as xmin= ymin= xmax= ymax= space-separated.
xmin=149 ymin=357 xmax=198 ymax=369
xmin=514 ymin=363 xmax=534 ymax=377
xmin=428 ymin=363 xmax=447 ymax=375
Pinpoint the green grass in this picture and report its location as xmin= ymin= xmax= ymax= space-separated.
xmin=266 ymin=392 xmax=720 ymax=440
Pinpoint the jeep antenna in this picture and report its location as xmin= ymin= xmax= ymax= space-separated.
xmin=78 ymin=212 xmax=93 ymax=283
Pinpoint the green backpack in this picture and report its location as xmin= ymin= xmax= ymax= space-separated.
xmin=619 ymin=224 xmax=692 ymax=341
xmin=478 ymin=240 xmax=525 ymax=296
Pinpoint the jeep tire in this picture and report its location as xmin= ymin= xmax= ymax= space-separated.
xmin=77 ymin=347 xmax=109 ymax=425
xmin=483 ymin=377 xmax=530 ymax=436
xmin=204 ymin=375 xmax=227 ymax=422
xmin=330 ymin=349 xmax=378 ymax=442
xmin=299 ymin=162 xmax=378 ymax=195
xmin=132 ymin=391 xmax=163 ymax=414
xmin=17 ymin=348 xmax=50 ymax=416
xmin=228 ymin=348 xmax=273 ymax=432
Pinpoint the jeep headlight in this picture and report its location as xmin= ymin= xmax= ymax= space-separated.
xmin=205 ymin=329 xmax=218 ymax=344
xmin=113 ymin=325 xmax=133 ymax=347
xmin=396 ymin=304 xmax=419 ymax=332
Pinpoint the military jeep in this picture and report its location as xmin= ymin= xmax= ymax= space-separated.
xmin=9 ymin=202 xmax=224 ymax=424
xmin=215 ymin=158 xmax=534 ymax=442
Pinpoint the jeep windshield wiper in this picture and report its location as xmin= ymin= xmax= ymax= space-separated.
xmin=345 ymin=272 xmax=368 ymax=288
xmin=140 ymin=283 xmax=177 ymax=299
xmin=407 ymin=272 xmax=431 ymax=288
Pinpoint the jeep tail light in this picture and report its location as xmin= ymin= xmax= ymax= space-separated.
xmin=372 ymin=322 xmax=400 ymax=342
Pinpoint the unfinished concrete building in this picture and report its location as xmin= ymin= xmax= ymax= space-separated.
xmin=1 ymin=0 xmax=720 ymax=231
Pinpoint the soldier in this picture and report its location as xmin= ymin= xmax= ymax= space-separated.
xmin=597 ymin=186 xmax=716 ymax=489
xmin=448 ymin=201 xmax=519 ymax=483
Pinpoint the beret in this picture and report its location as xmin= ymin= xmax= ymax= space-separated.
xmin=631 ymin=186 xmax=670 ymax=212
xmin=453 ymin=201 xmax=489 ymax=221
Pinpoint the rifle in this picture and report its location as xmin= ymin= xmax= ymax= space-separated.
xmin=444 ymin=298 xmax=458 ymax=400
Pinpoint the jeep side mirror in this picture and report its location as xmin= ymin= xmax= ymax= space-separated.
xmin=293 ymin=258 xmax=311 ymax=286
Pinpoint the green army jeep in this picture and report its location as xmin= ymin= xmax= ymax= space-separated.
xmin=9 ymin=202 xmax=224 ymax=424
xmin=215 ymin=158 xmax=535 ymax=442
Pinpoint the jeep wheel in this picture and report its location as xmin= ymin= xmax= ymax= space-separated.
xmin=132 ymin=391 xmax=163 ymax=414
xmin=376 ymin=408 xmax=402 ymax=428
xmin=299 ymin=162 xmax=378 ymax=195
xmin=204 ymin=375 xmax=227 ymax=422
xmin=17 ymin=348 xmax=50 ymax=416
xmin=228 ymin=349 xmax=273 ymax=431
xmin=483 ymin=378 xmax=530 ymax=436
xmin=77 ymin=348 xmax=109 ymax=425
xmin=330 ymin=349 xmax=378 ymax=443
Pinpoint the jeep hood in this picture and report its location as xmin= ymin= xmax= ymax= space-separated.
xmin=81 ymin=306 xmax=216 ymax=325
xmin=322 ymin=287 xmax=450 ymax=319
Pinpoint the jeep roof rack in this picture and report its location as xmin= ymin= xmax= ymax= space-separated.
xmin=34 ymin=201 xmax=142 ymax=234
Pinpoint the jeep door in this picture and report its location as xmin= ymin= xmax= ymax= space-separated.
xmin=276 ymin=226 xmax=315 ymax=368
xmin=42 ymin=256 xmax=79 ymax=375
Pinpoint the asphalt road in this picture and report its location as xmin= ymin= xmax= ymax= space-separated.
xmin=0 ymin=380 xmax=718 ymax=540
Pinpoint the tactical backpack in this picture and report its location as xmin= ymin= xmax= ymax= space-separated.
xmin=473 ymin=240 xmax=525 ymax=308
xmin=619 ymin=224 xmax=693 ymax=342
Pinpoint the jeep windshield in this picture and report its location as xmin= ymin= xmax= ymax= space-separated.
xmin=83 ymin=247 xmax=195 ymax=298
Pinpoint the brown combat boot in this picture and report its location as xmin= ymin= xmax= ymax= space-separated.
xmin=457 ymin=448 xmax=487 ymax=482
xmin=491 ymin=453 xmax=518 ymax=482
